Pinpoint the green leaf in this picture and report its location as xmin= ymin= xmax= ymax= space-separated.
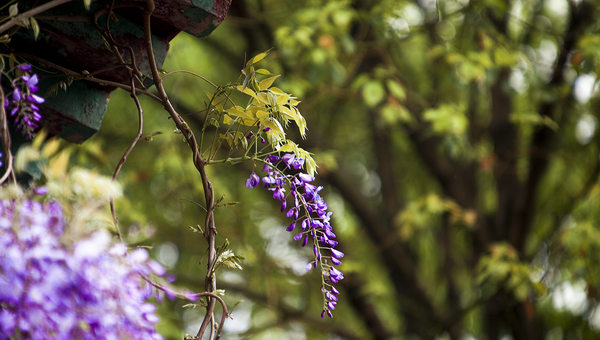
xmin=246 ymin=48 xmax=273 ymax=67
xmin=386 ymin=80 xmax=406 ymax=102
xmin=259 ymin=75 xmax=280 ymax=91
xmin=30 ymin=17 xmax=39 ymax=40
xmin=210 ymin=140 xmax=221 ymax=158
xmin=12 ymin=15 xmax=30 ymax=28
xmin=362 ymin=80 xmax=385 ymax=108
xmin=208 ymin=119 xmax=220 ymax=128
xmin=8 ymin=4 xmax=18 ymax=17
xmin=83 ymin=0 xmax=92 ymax=10
xmin=255 ymin=69 xmax=272 ymax=76
xmin=212 ymin=289 xmax=226 ymax=296
xmin=423 ymin=104 xmax=468 ymax=136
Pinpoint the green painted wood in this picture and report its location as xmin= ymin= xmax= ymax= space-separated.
xmin=2 ymin=0 xmax=230 ymax=143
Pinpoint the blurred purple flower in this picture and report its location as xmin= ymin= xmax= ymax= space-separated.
xmin=0 ymin=200 xmax=167 ymax=339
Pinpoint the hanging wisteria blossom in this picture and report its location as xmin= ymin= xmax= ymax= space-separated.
xmin=246 ymin=153 xmax=343 ymax=318
xmin=3 ymin=64 xmax=44 ymax=139
xmin=0 ymin=199 xmax=165 ymax=340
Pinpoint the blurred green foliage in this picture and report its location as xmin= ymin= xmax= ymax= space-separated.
xmin=41 ymin=0 xmax=600 ymax=339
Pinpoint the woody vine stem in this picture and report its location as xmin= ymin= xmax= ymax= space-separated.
xmin=0 ymin=0 xmax=225 ymax=338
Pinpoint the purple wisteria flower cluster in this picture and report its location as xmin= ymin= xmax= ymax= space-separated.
xmin=0 ymin=199 xmax=166 ymax=340
xmin=246 ymin=153 xmax=343 ymax=318
xmin=3 ymin=64 xmax=44 ymax=139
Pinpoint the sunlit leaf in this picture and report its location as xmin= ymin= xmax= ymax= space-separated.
xmin=258 ymin=75 xmax=280 ymax=91
xmin=386 ymin=80 xmax=406 ymax=102
xmin=8 ymin=3 xmax=18 ymax=17
xmin=30 ymin=17 xmax=39 ymax=40
xmin=255 ymin=69 xmax=272 ymax=75
xmin=246 ymin=48 xmax=273 ymax=67
xmin=41 ymin=138 xmax=61 ymax=158
xmin=362 ymin=80 xmax=385 ymax=107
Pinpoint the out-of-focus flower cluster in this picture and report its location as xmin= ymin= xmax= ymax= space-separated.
xmin=3 ymin=64 xmax=44 ymax=139
xmin=0 ymin=199 xmax=165 ymax=340
xmin=246 ymin=153 xmax=343 ymax=318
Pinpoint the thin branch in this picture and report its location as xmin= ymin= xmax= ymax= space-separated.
xmin=0 ymin=0 xmax=73 ymax=35
xmin=160 ymin=70 xmax=236 ymax=107
xmin=13 ymin=53 xmax=162 ymax=103
xmin=110 ymin=75 xmax=144 ymax=243
xmin=34 ymin=14 xmax=91 ymax=22
xmin=142 ymin=275 xmax=229 ymax=340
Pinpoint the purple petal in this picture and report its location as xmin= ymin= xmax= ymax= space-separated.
xmin=12 ymin=88 xmax=21 ymax=101
xmin=330 ymin=267 xmax=344 ymax=280
xmin=26 ymin=74 xmax=39 ymax=91
xmin=33 ymin=186 xmax=48 ymax=195
xmin=286 ymin=222 xmax=295 ymax=232
xmin=17 ymin=64 xmax=32 ymax=72
xmin=302 ymin=235 xmax=309 ymax=247
xmin=28 ymin=94 xmax=44 ymax=104
xmin=293 ymin=233 xmax=303 ymax=241
xmin=331 ymin=248 xmax=344 ymax=259
xmin=298 ymin=173 xmax=314 ymax=183
xmin=301 ymin=219 xmax=308 ymax=230
xmin=245 ymin=172 xmax=260 ymax=188
xmin=293 ymin=157 xmax=304 ymax=170
xmin=282 ymin=153 xmax=295 ymax=167
xmin=262 ymin=176 xmax=276 ymax=185
xmin=147 ymin=260 xmax=166 ymax=276
xmin=326 ymin=291 xmax=338 ymax=301
xmin=273 ymin=187 xmax=286 ymax=201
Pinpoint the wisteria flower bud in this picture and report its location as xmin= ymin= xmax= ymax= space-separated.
xmin=245 ymin=172 xmax=260 ymax=188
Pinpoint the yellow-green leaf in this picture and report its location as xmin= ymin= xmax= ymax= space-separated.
xmin=386 ymin=80 xmax=406 ymax=102
xmin=259 ymin=75 xmax=280 ymax=91
xmin=30 ymin=17 xmax=39 ymax=40
xmin=246 ymin=48 xmax=273 ymax=67
xmin=8 ymin=4 xmax=18 ymax=17
xmin=41 ymin=138 xmax=61 ymax=158
xmin=236 ymin=86 xmax=259 ymax=101
xmin=362 ymin=80 xmax=385 ymax=107
xmin=255 ymin=68 xmax=272 ymax=75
